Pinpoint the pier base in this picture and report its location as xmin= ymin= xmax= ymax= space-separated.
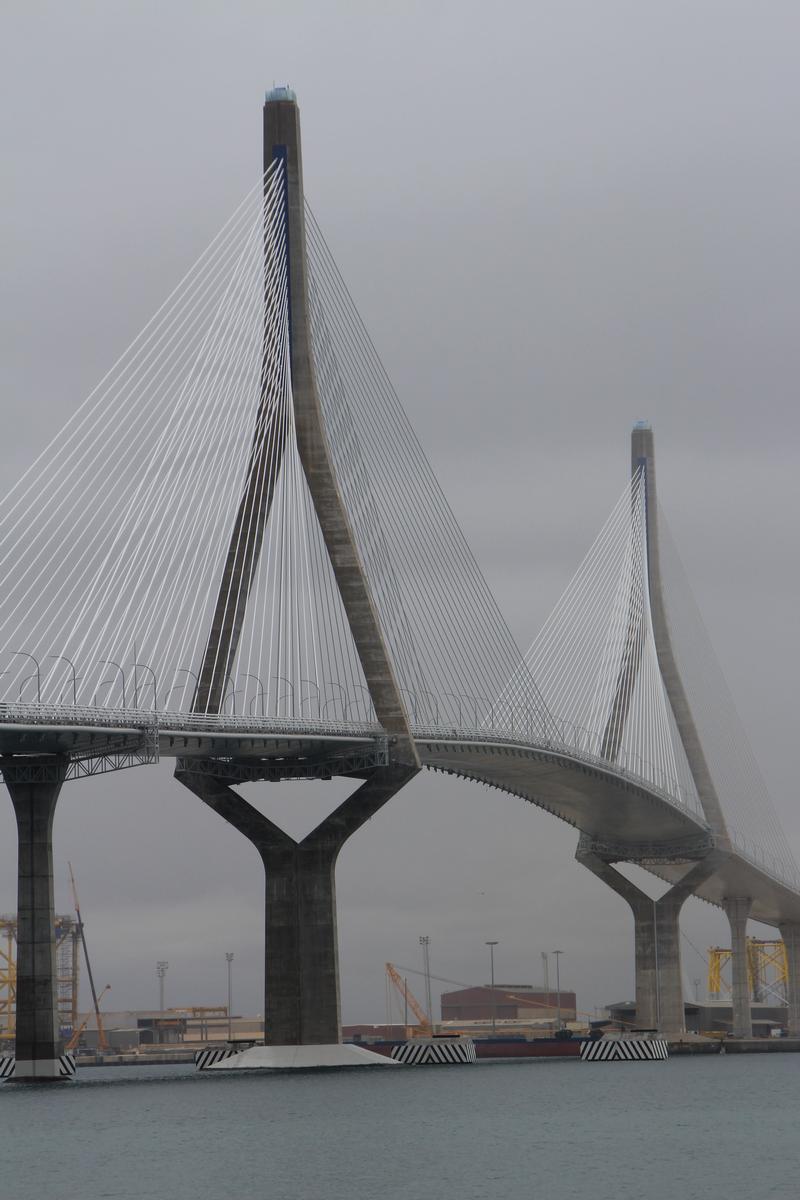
xmin=202 ymin=1043 xmax=397 ymax=1071
xmin=780 ymin=922 xmax=800 ymax=1037
xmin=3 ymin=760 xmax=67 ymax=1081
xmin=577 ymin=841 xmax=723 ymax=1035
xmin=177 ymin=762 xmax=417 ymax=1045
xmin=723 ymin=896 xmax=753 ymax=1038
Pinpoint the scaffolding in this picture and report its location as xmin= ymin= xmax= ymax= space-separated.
xmin=708 ymin=938 xmax=788 ymax=1003
xmin=0 ymin=921 xmax=15 ymax=1040
xmin=0 ymin=915 xmax=80 ymax=1038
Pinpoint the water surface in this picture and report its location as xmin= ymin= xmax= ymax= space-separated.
xmin=1 ymin=1055 xmax=797 ymax=1199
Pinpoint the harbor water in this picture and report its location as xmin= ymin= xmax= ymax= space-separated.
xmin=1 ymin=1054 xmax=798 ymax=1199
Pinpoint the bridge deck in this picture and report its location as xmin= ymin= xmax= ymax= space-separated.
xmin=2 ymin=707 xmax=797 ymax=926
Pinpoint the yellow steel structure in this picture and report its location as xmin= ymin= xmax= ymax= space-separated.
xmin=708 ymin=938 xmax=788 ymax=1002
xmin=0 ymin=919 xmax=16 ymax=1038
xmin=0 ymin=914 xmax=80 ymax=1038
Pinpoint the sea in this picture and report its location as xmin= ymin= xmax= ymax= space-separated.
xmin=1 ymin=1055 xmax=798 ymax=1200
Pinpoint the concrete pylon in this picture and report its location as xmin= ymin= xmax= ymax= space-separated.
xmin=4 ymin=760 xmax=67 ymax=1080
xmin=178 ymin=90 xmax=420 ymax=1057
xmin=192 ymin=87 xmax=417 ymax=764
xmin=176 ymin=763 xmax=417 ymax=1043
xmin=577 ymin=841 xmax=725 ymax=1035
xmin=630 ymin=424 xmax=731 ymax=851
xmin=723 ymin=896 xmax=753 ymax=1037
xmin=779 ymin=922 xmax=800 ymax=1037
xmin=263 ymin=89 xmax=417 ymax=764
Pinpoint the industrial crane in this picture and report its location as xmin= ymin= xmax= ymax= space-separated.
xmin=385 ymin=963 xmax=431 ymax=1036
xmin=68 ymin=863 xmax=110 ymax=1053
xmin=66 ymin=985 xmax=111 ymax=1051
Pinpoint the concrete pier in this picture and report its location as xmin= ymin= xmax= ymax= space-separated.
xmin=780 ymin=922 xmax=800 ymax=1036
xmin=578 ymin=842 xmax=723 ymax=1034
xmin=723 ymin=896 xmax=753 ymax=1037
xmin=177 ymin=763 xmax=417 ymax=1043
xmin=4 ymin=760 xmax=67 ymax=1080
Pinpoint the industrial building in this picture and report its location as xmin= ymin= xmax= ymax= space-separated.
xmin=606 ymin=1000 xmax=791 ymax=1035
xmin=71 ymin=1009 xmax=264 ymax=1051
xmin=441 ymin=985 xmax=577 ymax=1023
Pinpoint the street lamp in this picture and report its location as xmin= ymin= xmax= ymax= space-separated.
xmin=419 ymin=936 xmax=433 ymax=1030
xmin=226 ymin=952 xmax=234 ymax=1041
xmin=552 ymin=949 xmax=564 ymax=1030
xmin=132 ymin=662 xmax=158 ymax=710
xmin=273 ymin=675 xmax=295 ymax=716
xmin=176 ymin=668 xmax=199 ymax=709
xmin=10 ymin=651 xmax=41 ymax=703
xmin=486 ymin=941 xmax=499 ymax=1034
xmin=300 ymin=678 xmax=321 ymax=715
xmin=156 ymin=960 xmax=169 ymax=1012
xmin=47 ymin=654 xmax=79 ymax=705
xmin=242 ymin=674 xmax=265 ymax=717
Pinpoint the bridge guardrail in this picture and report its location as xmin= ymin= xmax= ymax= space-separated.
xmin=410 ymin=722 xmax=702 ymax=820
xmin=0 ymin=701 xmax=382 ymax=743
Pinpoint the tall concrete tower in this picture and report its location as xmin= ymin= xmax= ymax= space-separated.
xmin=177 ymin=90 xmax=419 ymax=1062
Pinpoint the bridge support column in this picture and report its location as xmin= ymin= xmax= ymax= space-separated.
xmin=577 ymin=841 xmax=723 ymax=1035
xmin=176 ymin=763 xmax=417 ymax=1044
xmin=779 ymin=922 xmax=800 ymax=1037
xmin=575 ymin=849 xmax=659 ymax=1028
xmin=723 ymin=896 xmax=752 ymax=1038
xmin=3 ymin=761 xmax=67 ymax=1080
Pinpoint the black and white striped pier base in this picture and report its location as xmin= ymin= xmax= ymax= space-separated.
xmin=580 ymin=1038 xmax=668 ymax=1062
xmin=0 ymin=1053 xmax=76 ymax=1081
xmin=391 ymin=1038 xmax=477 ymax=1065
xmin=194 ymin=1047 xmax=245 ymax=1070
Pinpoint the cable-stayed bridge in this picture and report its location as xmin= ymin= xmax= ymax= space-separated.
xmin=1 ymin=88 xmax=798 ymax=1077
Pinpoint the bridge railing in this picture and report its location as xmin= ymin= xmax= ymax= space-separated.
xmin=728 ymin=829 xmax=800 ymax=893
xmin=0 ymin=701 xmax=382 ymax=742
xmin=408 ymin=697 xmax=700 ymax=815
xmin=395 ymin=692 xmax=695 ymax=809
xmin=0 ymin=697 xmax=694 ymax=810
xmin=411 ymin=720 xmax=699 ymax=815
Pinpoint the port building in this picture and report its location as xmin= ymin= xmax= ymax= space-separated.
xmin=441 ymin=985 xmax=577 ymax=1023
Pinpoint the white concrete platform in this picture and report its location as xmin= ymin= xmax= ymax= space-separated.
xmin=202 ymin=1043 xmax=399 ymax=1071
xmin=1 ymin=1053 xmax=77 ymax=1081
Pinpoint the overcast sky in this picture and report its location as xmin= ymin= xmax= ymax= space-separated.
xmin=1 ymin=1 xmax=798 ymax=1022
